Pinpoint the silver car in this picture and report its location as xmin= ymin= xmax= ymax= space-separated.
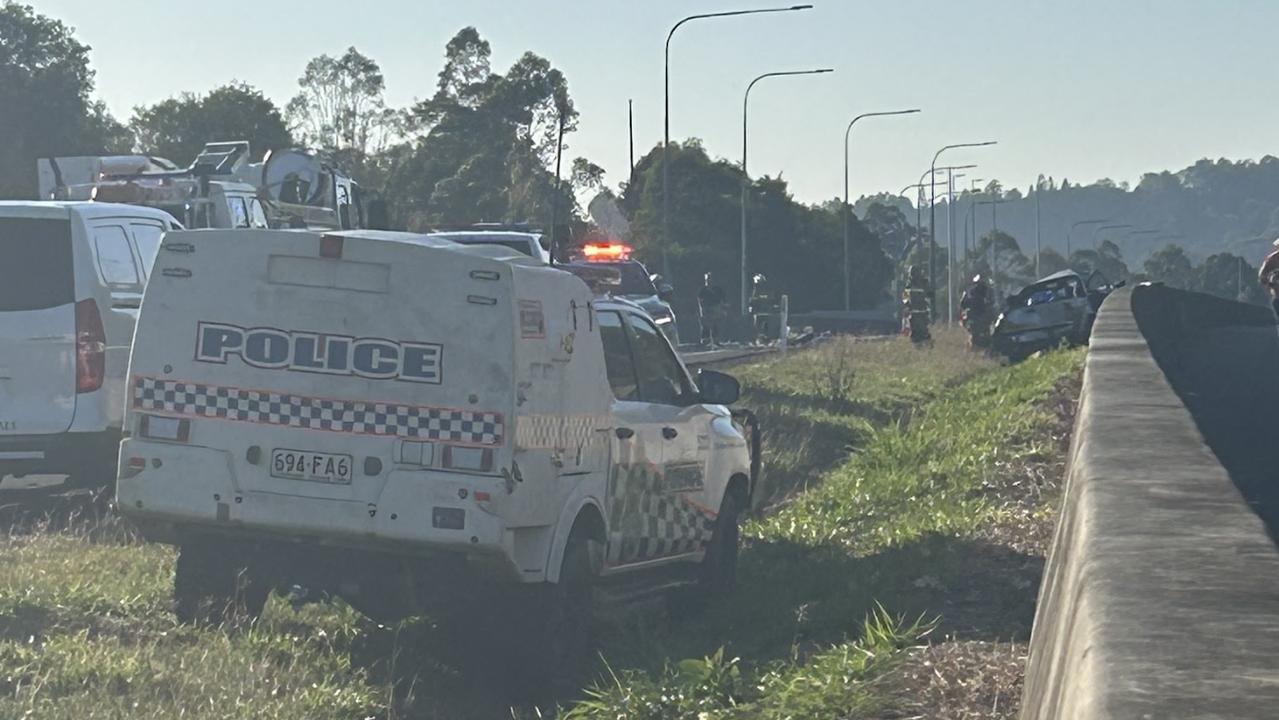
xmin=992 ymin=270 xmax=1124 ymax=361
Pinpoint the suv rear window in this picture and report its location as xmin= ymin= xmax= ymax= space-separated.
xmin=0 ymin=217 xmax=73 ymax=311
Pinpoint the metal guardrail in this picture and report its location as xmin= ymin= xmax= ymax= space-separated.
xmin=680 ymin=347 xmax=777 ymax=368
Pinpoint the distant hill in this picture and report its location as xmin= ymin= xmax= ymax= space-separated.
xmin=856 ymin=156 xmax=1279 ymax=266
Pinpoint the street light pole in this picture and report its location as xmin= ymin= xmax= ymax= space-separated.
xmin=664 ymin=4 xmax=813 ymax=280
xmin=1034 ymin=177 xmax=1042 ymax=278
xmin=741 ymin=68 xmax=833 ymax=316
xmin=1066 ymin=218 xmax=1106 ymax=260
xmin=1119 ymin=228 xmax=1161 ymax=262
xmin=948 ymin=170 xmax=957 ymax=322
xmin=930 ymin=141 xmax=996 ymax=321
xmin=1093 ymin=223 xmax=1133 ymax=250
xmin=964 ymin=178 xmax=982 ymax=272
xmin=929 ymin=166 xmax=975 ymax=322
xmin=842 ymin=108 xmax=919 ymax=311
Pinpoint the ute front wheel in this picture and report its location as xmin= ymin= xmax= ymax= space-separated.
xmin=701 ymin=490 xmax=743 ymax=595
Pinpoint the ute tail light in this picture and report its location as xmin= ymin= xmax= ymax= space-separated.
xmin=75 ymin=299 xmax=106 ymax=393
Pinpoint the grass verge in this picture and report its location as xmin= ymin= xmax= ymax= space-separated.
xmin=0 ymin=333 xmax=1081 ymax=719
xmin=573 ymin=341 xmax=1084 ymax=719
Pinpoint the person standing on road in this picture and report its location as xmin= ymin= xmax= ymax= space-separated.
xmin=749 ymin=273 xmax=779 ymax=344
xmin=697 ymin=272 xmax=727 ymax=348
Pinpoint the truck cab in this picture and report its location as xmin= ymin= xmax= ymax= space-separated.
xmin=38 ymin=141 xmax=370 ymax=232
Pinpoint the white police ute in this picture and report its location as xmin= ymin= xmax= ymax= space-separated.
xmin=117 ymin=228 xmax=754 ymax=687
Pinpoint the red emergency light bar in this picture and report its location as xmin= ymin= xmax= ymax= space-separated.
xmin=580 ymin=242 xmax=633 ymax=261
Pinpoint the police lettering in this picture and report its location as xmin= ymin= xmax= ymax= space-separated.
xmin=195 ymin=321 xmax=441 ymax=383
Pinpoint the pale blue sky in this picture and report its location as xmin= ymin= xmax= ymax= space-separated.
xmin=38 ymin=0 xmax=1279 ymax=204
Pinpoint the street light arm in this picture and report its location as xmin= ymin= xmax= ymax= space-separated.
xmin=669 ymin=6 xmax=815 ymax=55
xmin=844 ymin=109 xmax=921 ymax=150
xmin=743 ymin=68 xmax=833 ymax=175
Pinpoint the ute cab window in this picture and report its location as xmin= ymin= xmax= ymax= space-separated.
xmin=598 ymin=310 xmax=639 ymax=401
xmin=626 ymin=313 xmax=693 ymax=405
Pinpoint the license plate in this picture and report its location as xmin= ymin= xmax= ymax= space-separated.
xmin=270 ymin=448 xmax=353 ymax=485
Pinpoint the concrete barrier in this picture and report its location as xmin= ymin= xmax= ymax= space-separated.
xmin=1021 ymin=284 xmax=1279 ymax=719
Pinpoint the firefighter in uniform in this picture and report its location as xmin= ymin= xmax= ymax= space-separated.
xmin=903 ymin=265 xmax=932 ymax=345
xmin=1261 ymin=241 xmax=1279 ymax=320
xmin=960 ymin=273 xmax=994 ymax=349
xmin=749 ymin=273 xmax=779 ymax=344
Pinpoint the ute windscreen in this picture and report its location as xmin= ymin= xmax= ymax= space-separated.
xmin=0 ymin=218 xmax=74 ymax=311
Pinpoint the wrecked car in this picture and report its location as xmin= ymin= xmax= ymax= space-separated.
xmin=991 ymin=269 xmax=1125 ymax=361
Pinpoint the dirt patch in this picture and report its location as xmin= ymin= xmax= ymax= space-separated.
xmin=877 ymin=369 xmax=1082 ymax=720
xmin=882 ymin=640 xmax=1028 ymax=720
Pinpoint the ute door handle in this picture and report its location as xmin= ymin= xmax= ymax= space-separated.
xmin=615 ymin=427 xmax=635 ymax=440
xmin=662 ymin=426 xmax=679 ymax=440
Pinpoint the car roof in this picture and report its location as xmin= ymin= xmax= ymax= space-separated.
xmin=0 ymin=200 xmax=177 ymax=223
xmin=1036 ymin=270 xmax=1083 ymax=283
xmin=213 ymin=228 xmax=549 ymax=268
xmin=594 ymin=296 xmax=649 ymax=315
xmin=428 ymin=230 xmax=541 ymax=239
xmin=567 ymin=257 xmax=650 ymax=272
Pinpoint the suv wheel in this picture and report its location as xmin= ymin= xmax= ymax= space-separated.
xmin=701 ymin=491 xmax=743 ymax=595
xmin=174 ymin=541 xmax=269 ymax=626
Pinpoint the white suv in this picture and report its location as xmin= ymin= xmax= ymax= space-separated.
xmin=0 ymin=201 xmax=178 ymax=486
xmin=428 ymin=229 xmax=552 ymax=264
xmin=117 ymin=228 xmax=753 ymax=690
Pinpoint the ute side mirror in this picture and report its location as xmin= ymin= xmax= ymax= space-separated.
xmin=657 ymin=283 xmax=675 ymax=302
xmin=696 ymin=369 xmax=740 ymax=406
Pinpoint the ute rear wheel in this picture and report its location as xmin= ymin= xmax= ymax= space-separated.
xmin=514 ymin=537 xmax=595 ymax=702
xmin=174 ymin=541 xmax=269 ymax=626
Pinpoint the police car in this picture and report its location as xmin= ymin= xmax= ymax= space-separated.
xmin=117 ymin=228 xmax=754 ymax=688
xmin=567 ymin=242 xmax=680 ymax=346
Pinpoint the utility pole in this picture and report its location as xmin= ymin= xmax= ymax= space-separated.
xmin=549 ymin=113 xmax=566 ymax=264
xmin=628 ymin=99 xmax=635 ymax=179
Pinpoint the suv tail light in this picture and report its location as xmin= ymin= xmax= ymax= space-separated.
xmin=75 ymin=299 xmax=106 ymax=393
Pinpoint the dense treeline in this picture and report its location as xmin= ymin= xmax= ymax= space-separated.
xmin=1 ymin=3 xmax=896 ymax=317
xmin=858 ymin=158 xmax=1279 ymax=270
xmin=6 ymin=1 xmax=1270 ymax=318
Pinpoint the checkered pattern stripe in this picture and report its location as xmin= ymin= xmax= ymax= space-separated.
xmin=622 ymin=494 xmax=716 ymax=563
xmin=132 ymin=376 xmax=503 ymax=446
xmin=515 ymin=415 xmax=559 ymax=449
xmin=515 ymin=414 xmax=609 ymax=450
